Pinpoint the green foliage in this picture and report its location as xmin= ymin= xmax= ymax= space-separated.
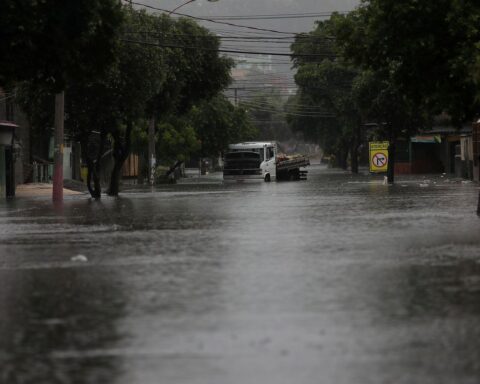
xmin=285 ymin=93 xmax=341 ymax=155
xmin=288 ymin=11 xmax=433 ymax=174
xmin=190 ymin=95 xmax=257 ymax=157
xmin=342 ymin=0 xmax=480 ymax=124
xmin=131 ymin=120 xmax=149 ymax=155
xmin=0 ymin=0 xmax=124 ymax=91
xmin=7 ymin=5 xmax=240 ymax=191
xmin=240 ymin=90 xmax=292 ymax=141
xmin=156 ymin=119 xmax=200 ymax=164
xmin=289 ymin=17 xmax=364 ymax=163
xmin=147 ymin=17 xmax=234 ymax=117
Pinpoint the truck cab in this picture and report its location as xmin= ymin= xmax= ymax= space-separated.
xmin=223 ymin=142 xmax=277 ymax=182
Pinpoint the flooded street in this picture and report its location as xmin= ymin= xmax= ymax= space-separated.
xmin=1 ymin=165 xmax=480 ymax=384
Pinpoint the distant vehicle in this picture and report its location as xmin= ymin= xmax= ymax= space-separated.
xmin=223 ymin=141 xmax=310 ymax=182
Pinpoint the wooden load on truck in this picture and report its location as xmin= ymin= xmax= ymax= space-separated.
xmin=276 ymin=154 xmax=310 ymax=181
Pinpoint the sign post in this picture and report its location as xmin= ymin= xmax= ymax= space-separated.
xmin=369 ymin=141 xmax=389 ymax=173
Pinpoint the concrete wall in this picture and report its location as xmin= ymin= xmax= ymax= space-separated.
xmin=473 ymin=123 xmax=480 ymax=182
xmin=460 ymin=136 xmax=474 ymax=180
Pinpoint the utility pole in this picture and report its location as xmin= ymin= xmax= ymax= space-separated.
xmin=52 ymin=91 xmax=64 ymax=202
xmin=148 ymin=117 xmax=156 ymax=185
xmin=229 ymin=87 xmax=245 ymax=106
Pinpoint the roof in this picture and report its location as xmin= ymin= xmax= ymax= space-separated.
xmin=0 ymin=120 xmax=19 ymax=128
xmin=422 ymin=125 xmax=472 ymax=135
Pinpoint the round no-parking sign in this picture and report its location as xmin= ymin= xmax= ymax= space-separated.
xmin=372 ymin=152 xmax=387 ymax=168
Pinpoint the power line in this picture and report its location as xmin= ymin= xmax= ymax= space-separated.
xmin=129 ymin=1 xmax=298 ymax=35
xmin=122 ymin=39 xmax=334 ymax=58
xmin=239 ymin=101 xmax=334 ymax=117
xmin=197 ymin=11 xmax=349 ymax=21
xmin=125 ymin=31 xmax=299 ymax=43
xmin=241 ymin=101 xmax=328 ymax=113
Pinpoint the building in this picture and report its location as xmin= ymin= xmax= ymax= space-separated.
xmin=0 ymin=89 xmax=32 ymax=197
xmin=395 ymin=124 xmax=475 ymax=179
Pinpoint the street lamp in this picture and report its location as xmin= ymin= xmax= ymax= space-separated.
xmin=168 ymin=0 xmax=219 ymax=15
xmin=0 ymin=121 xmax=16 ymax=146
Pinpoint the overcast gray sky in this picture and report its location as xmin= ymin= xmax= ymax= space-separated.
xmin=136 ymin=0 xmax=361 ymax=95
xmin=143 ymin=0 xmax=360 ymax=33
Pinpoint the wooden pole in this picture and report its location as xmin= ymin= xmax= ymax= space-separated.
xmin=52 ymin=91 xmax=64 ymax=201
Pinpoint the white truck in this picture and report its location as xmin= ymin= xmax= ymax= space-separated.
xmin=223 ymin=141 xmax=310 ymax=182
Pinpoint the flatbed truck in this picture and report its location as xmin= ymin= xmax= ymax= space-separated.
xmin=223 ymin=142 xmax=310 ymax=182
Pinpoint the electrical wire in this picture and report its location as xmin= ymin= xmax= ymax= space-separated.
xmin=122 ymin=38 xmax=335 ymax=58
xmin=198 ymin=12 xmax=348 ymax=21
xmin=128 ymin=1 xmax=298 ymax=35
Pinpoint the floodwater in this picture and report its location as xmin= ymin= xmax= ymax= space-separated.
xmin=1 ymin=165 xmax=480 ymax=384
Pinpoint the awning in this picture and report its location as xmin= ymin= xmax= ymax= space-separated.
xmin=411 ymin=135 xmax=442 ymax=144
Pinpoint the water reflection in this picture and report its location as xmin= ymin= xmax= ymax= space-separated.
xmin=0 ymin=166 xmax=479 ymax=384
xmin=0 ymin=266 xmax=126 ymax=383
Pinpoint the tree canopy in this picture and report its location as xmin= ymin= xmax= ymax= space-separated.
xmin=10 ymin=6 xmax=246 ymax=196
xmin=337 ymin=0 xmax=480 ymax=124
xmin=0 ymin=0 xmax=123 ymax=91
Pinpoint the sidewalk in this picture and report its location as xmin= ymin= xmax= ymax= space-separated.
xmin=15 ymin=183 xmax=85 ymax=197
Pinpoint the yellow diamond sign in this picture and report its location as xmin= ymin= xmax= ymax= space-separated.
xmin=369 ymin=141 xmax=389 ymax=173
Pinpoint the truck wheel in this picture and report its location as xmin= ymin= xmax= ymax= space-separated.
xmin=264 ymin=174 xmax=271 ymax=182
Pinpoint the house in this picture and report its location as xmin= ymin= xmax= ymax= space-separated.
xmin=395 ymin=124 xmax=474 ymax=178
xmin=0 ymin=88 xmax=31 ymax=197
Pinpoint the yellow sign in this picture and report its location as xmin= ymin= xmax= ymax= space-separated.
xmin=369 ymin=141 xmax=389 ymax=173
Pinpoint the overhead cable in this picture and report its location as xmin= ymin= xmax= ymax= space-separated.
xmin=129 ymin=1 xmax=297 ymax=35
xmin=122 ymin=38 xmax=334 ymax=58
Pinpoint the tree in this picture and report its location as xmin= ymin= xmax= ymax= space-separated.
xmin=240 ymin=91 xmax=293 ymax=142
xmin=290 ymin=17 xmax=366 ymax=172
xmin=142 ymin=16 xmax=234 ymax=177
xmin=146 ymin=17 xmax=233 ymax=119
xmin=190 ymin=95 xmax=257 ymax=159
xmin=341 ymin=0 xmax=480 ymax=125
xmin=0 ymin=0 xmax=123 ymax=90
xmin=335 ymin=1 xmax=480 ymax=182
xmin=156 ymin=118 xmax=200 ymax=165
xmin=1 ymin=0 xmax=124 ymax=199
xmin=10 ymin=8 xmax=235 ymax=197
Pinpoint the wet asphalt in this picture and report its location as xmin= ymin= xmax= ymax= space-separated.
xmin=1 ymin=165 xmax=480 ymax=384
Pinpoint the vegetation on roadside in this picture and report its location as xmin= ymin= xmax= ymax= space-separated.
xmin=2 ymin=5 xmax=255 ymax=197
xmin=288 ymin=0 xmax=480 ymax=183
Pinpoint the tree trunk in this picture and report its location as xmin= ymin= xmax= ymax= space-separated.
xmin=93 ymin=132 xmax=106 ymax=198
xmin=86 ymin=158 xmax=94 ymax=197
xmin=107 ymin=120 xmax=133 ymax=196
xmin=350 ymin=124 xmax=361 ymax=174
xmin=84 ymin=131 xmax=105 ymax=199
xmin=351 ymin=122 xmax=362 ymax=174
xmin=108 ymin=162 xmax=122 ymax=196
xmin=52 ymin=91 xmax=64 ymax=202
xmin=387 ymin=127 xmax=396 ymax=184
xmin=72 ymin=142 xmax=82 ymax=181
xmin=148 ymin=116 xmax=156 ymax=185
xmin=86 ymin=159 xmax=102 ymax=199
xmin=477 ymin=190 xmax=480 ymax=216
xmin=137 ymin=152 xmax=146 ymax=185
xmin=340 ymin=145 xmax=349 ymax=170
xmin=335 ymin=149 xmax=347 ymax=169
xmin=350 ymin=143 xmax=359 ymax=174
